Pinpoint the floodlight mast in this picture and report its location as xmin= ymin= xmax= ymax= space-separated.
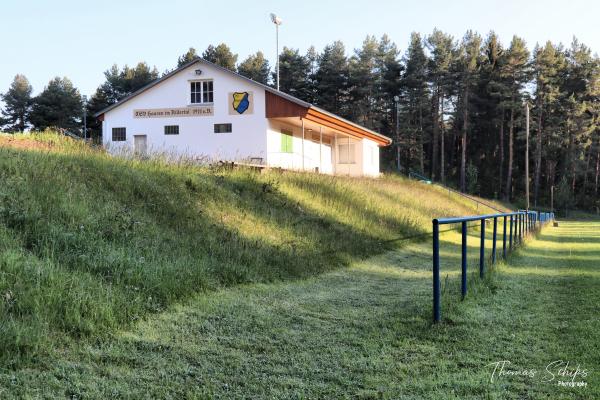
xmin=270 ymin=13 xmax=283 ymax=91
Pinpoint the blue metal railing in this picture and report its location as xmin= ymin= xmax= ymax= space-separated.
xmin=407 ymin=170 xmax=504 ymax=213
xmin=431 ymin=210 xmax=554 ymax=323
xmin=408 ymin=171 xmax=432 ymax=184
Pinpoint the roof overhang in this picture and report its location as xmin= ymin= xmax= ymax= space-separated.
xmin=265 ymin=91 xmax=392 ymax=146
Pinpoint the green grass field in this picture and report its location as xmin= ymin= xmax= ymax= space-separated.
xmin=1 ymin=221 xmax=598 ymax=399
xmin=0 ymin=133 xmax=597 ymax=398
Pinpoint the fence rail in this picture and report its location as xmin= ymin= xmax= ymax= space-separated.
xmin=431 ymin=210 xmax=555 ymax=323
xmin=408 ymin=170 xmax=504 ymax=213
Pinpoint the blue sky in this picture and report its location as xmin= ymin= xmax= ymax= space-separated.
xmin=1 ymin=0 xmax=598 ymax=99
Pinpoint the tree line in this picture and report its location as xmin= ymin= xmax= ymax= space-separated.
xmin=1 ymin=31 xmax=598 ymax=211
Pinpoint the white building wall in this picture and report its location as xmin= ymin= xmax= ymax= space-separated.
xmin=100 ymin=60 xmax=385 ymax=176
xmin=361 ymin=138 xmax=381 ymax=177
xmin=102 ymin=63 xmax=268 ymax=162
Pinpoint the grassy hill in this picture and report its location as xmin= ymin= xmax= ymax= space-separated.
xmin=0 ymin=132 xmax=508 ymax=365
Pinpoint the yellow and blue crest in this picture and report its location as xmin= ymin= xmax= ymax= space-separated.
xmin=232 ymin=92 xmax=250 ymax=114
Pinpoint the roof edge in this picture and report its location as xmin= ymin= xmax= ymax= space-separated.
xmin=93 ymin=58 xmax=203 ymax=117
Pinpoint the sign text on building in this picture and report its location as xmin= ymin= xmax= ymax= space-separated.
xmin=133 ymin=107 xmax=213 ymax=118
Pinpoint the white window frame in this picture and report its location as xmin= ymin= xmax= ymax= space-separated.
xmin=338 ymin=142 xmax=356 ymax=164
xmin=190 ymin=80 xmax=213 ymax=105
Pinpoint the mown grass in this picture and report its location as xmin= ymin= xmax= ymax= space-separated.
xmin=0 ymin=132 xmax=508 ymax=365
xmin=1 ymin=220 xmax=597 ymax=399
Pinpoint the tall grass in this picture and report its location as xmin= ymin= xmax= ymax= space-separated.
xmin=0 ymin=132 xmax=508 ymax=364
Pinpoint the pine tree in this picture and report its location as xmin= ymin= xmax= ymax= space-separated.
xmin=203 ymin=44 xmax=238 ymax=71
xmin=237 ymin=51 xmax=270 ymax=84
xmin=479 ymin=32 xmax=509 ymax=196
xmin=501 ymin=36 xmax=530 ymax=200
xmin=178 ymin=47 xmax=199 ymax=67
xmin=456 ymin=31 xmax=483 ymax=192
xmin=561 ymin=38 xmax=597 ymax=198
xmin=426 ymin=29 xmax=455 ymax=182
xmin=30 ymin=77 xmax=83 ymax=133
xmin=305 ymin=46 xmax=319 ymax=104
xmin=86 ymin=63 xmax=159 ymax=139
xmin=348 ymin=36 xmax=380 ymax=129
xmin=0 ymin=74 xmax=33 ymax=132
xmin=532 ymin=41 xmax=565 ymax=205
xmin=314 ymin=41 xmax=350 ymax=116
xmin=275 ymin=47 xmax=311 ymax=100
xmin=399 ymin=33 xmax=429 ymax=173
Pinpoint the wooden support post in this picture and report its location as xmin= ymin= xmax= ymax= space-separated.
xmin=301 ymin=118 xmax=305 ymax=171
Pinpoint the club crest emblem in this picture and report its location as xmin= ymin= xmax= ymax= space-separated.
xmin=232 ymin=92 xmax=250 ymax=114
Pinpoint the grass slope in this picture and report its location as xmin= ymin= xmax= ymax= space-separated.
xmin=0 ymin=133 xmax=507 ymax=364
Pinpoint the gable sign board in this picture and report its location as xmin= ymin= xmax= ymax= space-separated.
xmin=133 ymin=107 xmax=213 ymax=118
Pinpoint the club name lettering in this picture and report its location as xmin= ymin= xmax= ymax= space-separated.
xmin=133 ymin=107 xmax=213 ymax=118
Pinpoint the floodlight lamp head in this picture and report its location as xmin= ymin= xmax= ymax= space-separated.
xmin=270 ymin=13 xmax=282 ymax=25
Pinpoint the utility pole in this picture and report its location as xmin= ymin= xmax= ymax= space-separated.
xmin=83 ymin=95 xmax=88 ymax=140
xmin=525 ymin=102 xmax=530 ymax=210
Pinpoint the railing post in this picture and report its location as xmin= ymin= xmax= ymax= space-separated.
xmin=509 ymin=215 xmax=513 ymax=250
xmin=503 ymin=216 xmax=507 ymax=259
xmin=461 ymin=221 xmax=467 ymax=299
xmin=480 ymin=219 xmax=485 ymax=278
xmin=513 ymin=214 xmax=517 ymax=246
xmin=519 ymin=214 xmax=525 ymax=244
xmin=532 ymin=212 xmax=535 ymax=231
xmin=432 ymin=219 xmax=441 ymax=323
xmin=517 ymin=213 xmax=521 ymax=244
xmin=492 ymin=217 xmax=497 ymax=264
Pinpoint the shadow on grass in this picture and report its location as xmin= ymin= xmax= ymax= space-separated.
xmin=0 ymin=147 xmax=426 ymax=363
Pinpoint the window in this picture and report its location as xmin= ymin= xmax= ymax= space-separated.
xmin=214 ymin=123 xmax=232 ymax=133
xmin=112 ymin=127 xmax=126 ymax=141
xmin=190 ymin=80 xmax=213 ymax=104
xmin=281 ymin=129 xmax=293 ymax=153
xmin=164 ymin=125 xmax=179 ymax=135
xmin=203 ymin=80 xmax=213 ymax=103
xmin=338 ymin=142 xmax=356 ymax=164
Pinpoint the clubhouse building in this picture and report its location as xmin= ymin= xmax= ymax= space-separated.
xmin=95 ymin=58 xmax=392 ymax=177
